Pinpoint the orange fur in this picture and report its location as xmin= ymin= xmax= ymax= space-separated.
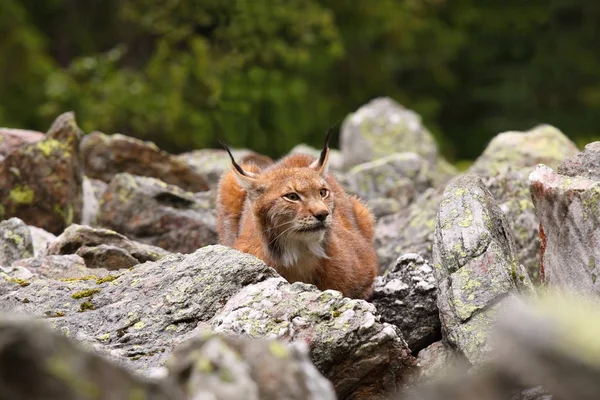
xmin=216 ymin=144 xmax=377 ymax=300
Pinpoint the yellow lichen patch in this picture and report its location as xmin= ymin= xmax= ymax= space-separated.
xmin=9 ymin=185 xmax=35 ymax=204
xmin=268 ymin=341 xmax=289 ymax=359
xmin=71 ymin=289 xmax=101 ymax=299
xmin=36 ymin=139 xmax=70 ymax=158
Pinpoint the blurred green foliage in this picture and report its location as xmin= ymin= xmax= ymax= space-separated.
xmin=1 ymin=0 xmax=600 ymax=160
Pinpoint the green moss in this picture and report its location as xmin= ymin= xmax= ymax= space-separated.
xmin=79 ymin=300 xmax=95 ymax=312
xmin=36 ymin=139 xmax=70 ymax=157
xmin=53 ymin=204 xmax=74 ymax=225
xmin=589 ymin=257 xmax=596 ymax=271
xmin=458 ymin=206 xmax=473 ymax=228
xmin=23 ymin=298 xmax=30 ymax=303
xmin=195 ymin=356 xmax=214 ymax=373
xmin=97 ymin=333 xmax=111 ymax=342
xmin=133 ymin=321 xmax=146 ymax=329
xmin=9 ymin=185 xmax=35 ymax=204
xmin=71 ymin=288 xmax=101 ymax=299
xmin=96 ymin=275 xmax=119 ymax=284
xmin=268 ymin=341 xmax=289 ymax=359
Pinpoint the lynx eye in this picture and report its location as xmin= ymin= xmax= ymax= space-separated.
xmin=320 ymin=188 xmax=329 ymax=198
xmin=284 ymin=193 xmax=300 ymax=201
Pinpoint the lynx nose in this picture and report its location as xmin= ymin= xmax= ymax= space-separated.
xmin=314 ymin=210 xmax=329 ymax=222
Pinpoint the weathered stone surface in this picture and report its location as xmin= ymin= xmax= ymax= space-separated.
xmin=346 ymin=152 xmax=423 ymax=202
xmin=0 ymin=246 xmax=279 ymax=372
xmin=27 ymin=226 xmax=56 ymax=257
xmin=432 ymin=174 xmax=534 ymax=365
xmin=97 ymin=173 xmax=217 ymax=253
xmin=366 ymin=198 xmax=402 ymax=219
xmin=81 ymin=176 xmax=104 ymax=226
xmin=166 ymin=332 xmax=336 ymax=400
xmin=557 ymin=141 xmax=600 ymax=180
xmin=12 ymin=254 xmax=110 ymax=280
xmin=46 ymin=224 xmax=170 ymax=270
xmin=212 ymin=277 xmax=416 ymax=400
xmin=340 ymin=97 xmax=439 ymax=169
xmin=469 ymin=124 xmax=579 ymax=177
xmin=481 ymin=170 xmax=542 ymax=282
xmin=375 ymin=188 xmax=442 ymax=274
xmin=529 ymin=165 xmax=600 ymax=294
xmin=372 ymin=253 xmax=440 ymax=353
xmin=413 ymin=341 xmax=468 ymax=384
xmin=289 ymin=143 xmax=344 ymax=171
xmin=0 ymin=112 xmax=84 ymax=234
xmin=0 ymin=128 xmax=44 ymax=157
xmin=176 ymin=148 xmax=273 ymax=189
xmin=0 ymin=218 xmax=33 ymax=267
xmin=80 ymin=131 xmax=210 ymax=192
xmin=0 ymin=314 xmax=181 ymax=400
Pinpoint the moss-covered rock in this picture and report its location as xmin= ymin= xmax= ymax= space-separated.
xmin=0 ymin=112 xmax=84 ymax=234
xmin=80 ymin=131 xmax=210 ymax=192
xmin=0 ymin=218 xmax=34 ymax=267
xmin=432 ymin=174 xmax=535 ymax=366
xmin=46 ymin=224 xmax=170 ymax=270
xmin=96 ymin=173 xmax=217 ymax=253
xmin=211 ymin=277 xmax=416 ymax=400
xmin=530 ymin=164 xmax=600 ymax=295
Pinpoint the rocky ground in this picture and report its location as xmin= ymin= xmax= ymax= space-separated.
xmin=0 ymin=98 xmax=599 ymax=399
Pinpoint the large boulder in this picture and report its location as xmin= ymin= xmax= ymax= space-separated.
xmin=96 ymin=173 xmax=217 ymax=253
xmin=371 ymin=253 xmax=440 ymax=353
xmin=80 ymin=131 xmax=210 ymax=192
xmin=432 ymin=174 xmax=534 ymax=366
xmin=0 ymin=128 xmax=44 ymax=157
xmin=166 ymin=332 xmax=336 ymax=400
xmin=45 ymin=224 xmax=170 ymax=270
xmin=12 ymin=254 xmax=110 ymax=281
xmin=211 ymin=277 xmax=416 ymax=400
xmin=529 ymin=164 xmax=600 ymax=295
xmin=557 ymin=141 xmax=600 ymax=180
xmin=0 ymin=112 xmax=84 ymax=234
xmin=0 ymin=218 xmax=33 ymax=267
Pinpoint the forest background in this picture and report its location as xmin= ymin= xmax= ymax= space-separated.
xmin=2 ymin=0 xmax=599 ymax=165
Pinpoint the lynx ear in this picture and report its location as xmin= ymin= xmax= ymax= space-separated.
xmin=310 ymin=128 xmax=332 ymax=176
xmin=220 ymin=140 xmax=258 ymax=191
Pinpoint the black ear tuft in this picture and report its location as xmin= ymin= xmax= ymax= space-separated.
xmin=317 ymin=127 xmax=333 ymax=167
xmin=219 ymin=140 xmax=249 ymax=177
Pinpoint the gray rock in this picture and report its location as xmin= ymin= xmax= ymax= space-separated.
xmin=166 ymin=332 xmax=336 ymax=400
xmin=81 ymin=176 xmax=101 ymax=226
xmin=372 ymin=253 xmax=440 ymax=353
xmin=176 ymin=148 xmax=273 ymax=189
xmin=211 ymin=277 xmax=416 ymax=400
xmin=557 ymin=141 xmax=600 ymax=180
xmin=469 ymin=124 xmax=579 ymax=177
xmin=0 ymin=128 xmax=44 ymax=157
xmin=432 ymin=174 xmax=534 ymax=365
xmin=80 ymin=131 xmax=210 ymax=192
xmin=366 ymin=198 xmax=402 ymax=219
xmin=340 ymin=97 xmax=439 ymax=169
xmin=97 ymin=173 xmax=217 ymax=253
xmin=375 ymin=188 xmax=443 ymax=274
xmin=529 ymin=165 xmax=600 ymax=295
xmin=0 ymin=313 xmax=181 ymax=400
xmin=0 ymin=245 xmax=279 ymax=372
xmin=412 ymin=341 xmax=469 ymax=385
xmin=0 ymin=112 xmax=84 ymax=234
xmin=0 ymin=217 xmax=33 ymax=267
xmin=46 ymin=224 xmax=170 ymax=270
xmin=346 ymin=152 xmax=423 ymax=202
xmin=12 ymin=254 xmax=111 ymax=280
xmin=27 ymin=225 xmax=56 ymax=257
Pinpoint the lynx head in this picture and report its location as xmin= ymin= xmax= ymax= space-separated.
xmin=221 ymin=131 xmax=333 ymax=261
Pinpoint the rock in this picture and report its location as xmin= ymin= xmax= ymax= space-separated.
xmin=0 ymin=218 xmax=33 ymax=267
xmin=366 ymin=198 xmax=402 ymax=219
xmin=27 ymin=226 xmax=56 ymax=257
xmin=166 ymin=332 xmax=336 ymax=400
xmin=12 ymin=254 xmax=111 ymax=280
xmin=557 ymin=141 xmax=600 ymax=180
xmin=529 ymin=165 xmax=600 ymax=294
xmin=289 ymin=143 xmax=344 ymax=171
xmin=46 ymin=224 xmax=170 ymax=270
xmin=371 ymin=253 xmax=440 ymax=353
xmin=469 ymin=124 xmax=578 ymax=177
xmin=81 ymin=176 xmax=104 ymax=226
xmin=0 ymin=128 xmax=44 ymax=157
xmin=0 ymin=314 xmax=181 ymax=400
xmin=0 ymin=112 xmax=84 ymax=234
xmin=0 ymin=245 xmax=280 ymax=372
xmin=375 ymin=188 xmax=442 ymax=274
xmin=80 ymin=131 xmax=210 ymax=192
xmin=97 ymin=173 xmax=217 ymax=253
xmin=346 ymin=152 xmax=423 ymax=202
xmin=340 ymin=97 xmax=439 ymax=169
xmin=413 ymin=341 xmax=469 ymax=384
xmin=211 ymin=277 xmax=416 ymax=400
xmin=176 ymin=148 xmax=273 ymax=189
xmin=432 ymin=174 xmax=534 ymax=366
